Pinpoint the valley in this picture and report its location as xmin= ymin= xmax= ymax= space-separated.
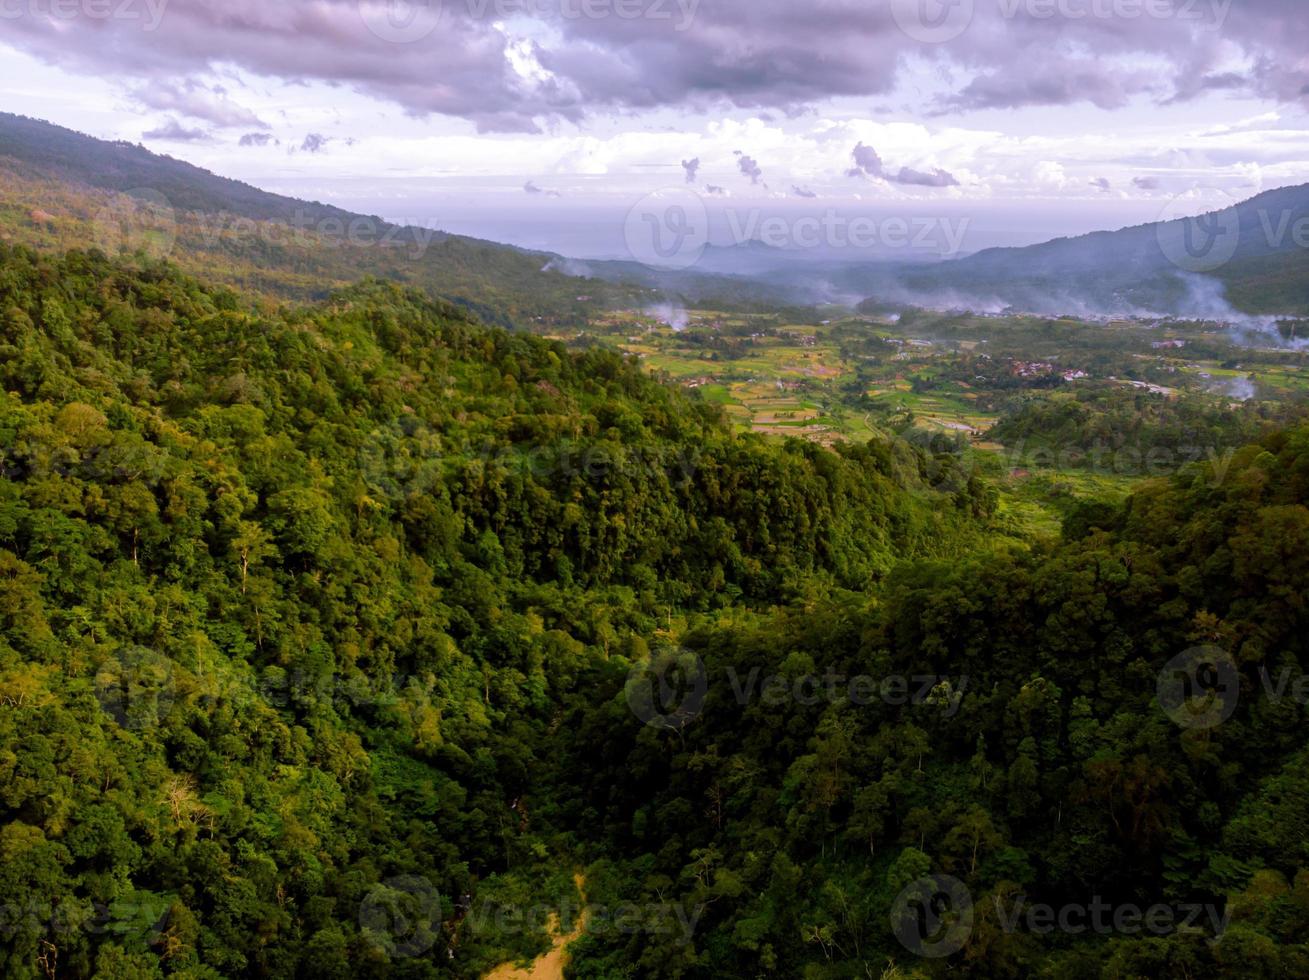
xmin=0 ymin=111 xmax=1308 ymax=980
xmin=563 ymin=305 xmax=1309 ymax=535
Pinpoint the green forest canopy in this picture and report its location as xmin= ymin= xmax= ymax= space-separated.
xmin=0 ymin=243 xmax=1306 ymax=978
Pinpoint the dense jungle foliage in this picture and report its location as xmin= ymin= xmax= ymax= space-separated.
xmin=988 ymin=386 xmax=1309 ymax=475
xmin=0 ymin=243 xmax=1307 ymax=979
xmin=0 ymin=243 xmax=994 ymax=979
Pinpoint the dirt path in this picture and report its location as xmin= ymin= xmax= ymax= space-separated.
xmin=484 ymin=873 xmax=588 ymax=980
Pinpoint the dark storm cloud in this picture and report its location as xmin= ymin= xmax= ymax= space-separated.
xmin=536 ymin=0 xmax=1308 ymax=119
xmin=681 ymin=157 xmax=700 ymax=183
xmin=2 ymin=0 xmax=1307 ymax=129
xmin=239 ymin=132 xmax=275 ymax=147
xmin=940 ymin=62 xmax=1151 ymax=113
xmin=1134 ymin=176 xmax=1162 ymax=190
xmin=1090 ymin=177 xmax=1112 ymax=192
xmin=300 ymin=133 xmax=330 ymax=153
xmin=791 ymin=185 xmax=817 ymax=198
xmin=1 ymin=0 xmax=572 ymax=132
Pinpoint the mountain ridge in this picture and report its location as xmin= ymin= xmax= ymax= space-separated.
xmin=4 ymin=112 xmax=1307 ymax=321
xmin=877 ymin=180 xmax=1309 ymax=317
xmin=0 ymin=112 xmax=655 ymax=325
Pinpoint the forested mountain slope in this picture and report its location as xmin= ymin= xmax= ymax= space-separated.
xmin=0 ymin=244 xmax=991 ymax=979
xmin=873 ymin=182 xmax=1309 ymax=317
xmin=0 ymin=113 xmax=648 ymax=325
xmin=558 ymin=425 xmax=1309 ymax=978
xmin=1 ymin=243 xmax=1308 ymax=979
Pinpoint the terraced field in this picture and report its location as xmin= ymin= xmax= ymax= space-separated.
xmin=576 ymin=310 xmax=861 ymax=442
xmin=564 ymin=305 xmax=1309 ymax=538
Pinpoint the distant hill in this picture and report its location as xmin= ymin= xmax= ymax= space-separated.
xmin=590 ymin=185 xmax=1309 ymax=319
xmin=6 ymin=112 xmax=1304 ymax=322
xmin=850 ymin=183 xmax=1309 ymax=318
xmin=0 ymin=111 xmax=367 ymax=226
xmin=0 ymin=112 xmax=813 ymax=323
xmin=0 ymin=112 xmax=650 ymax=325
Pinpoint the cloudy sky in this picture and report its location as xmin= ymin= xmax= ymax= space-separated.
xmin=2 ymin=0 xmax=1308 ymax=257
